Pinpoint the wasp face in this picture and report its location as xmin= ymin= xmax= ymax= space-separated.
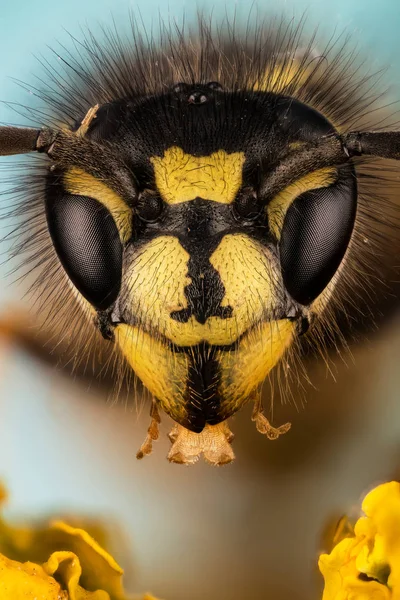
xmin=44 ymin=86 xmax=357 ymax=437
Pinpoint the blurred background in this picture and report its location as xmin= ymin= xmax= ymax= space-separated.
xmin=1 ymin=1 xmax=400 ymax=599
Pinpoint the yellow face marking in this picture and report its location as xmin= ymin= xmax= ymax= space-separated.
xmin=115 ymin=323 xmax=189 ymax=423
xmin=150 ymin=147 xmax=245 ymax=204
xmin=124 ymin=234 xmax=282 ymax=346
xmin=209 ymin=233 xmax=281 ymax=336
xmin=217 ymin=319 xmax=295 ymax=418
xmin=63 ymin=168 xmax=132 ymax=242
xmin=268 ymin=168 xmax=337 ymax=240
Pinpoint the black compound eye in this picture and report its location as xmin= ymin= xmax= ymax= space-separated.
xmin=136 ymin=190 xmax=164 ymax=223
xmin=280 ymin=165 xmax=357 ymax=305
xmin=233 ymin=187 xmax=261 ymax=220
xmin=45 ymin=193 xmax=122 ymax=311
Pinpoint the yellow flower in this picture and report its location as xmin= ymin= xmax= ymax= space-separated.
xmin=0 ymin=486 xmax=161 ymax=600
xmin=319 ymin=481 xmax=400 ymax=600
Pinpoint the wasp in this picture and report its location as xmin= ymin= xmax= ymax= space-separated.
xmin=1 ymin=18 xmax=399 ymax=464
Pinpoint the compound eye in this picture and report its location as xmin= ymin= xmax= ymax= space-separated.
xmin=280 ymin=166 xmax=357 ymax=305
xmin=45 ymin=193 xmax=122 ymax=311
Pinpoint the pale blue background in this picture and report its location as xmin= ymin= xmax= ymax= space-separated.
xmin=0 ymin=2 xmax=400 ymax=599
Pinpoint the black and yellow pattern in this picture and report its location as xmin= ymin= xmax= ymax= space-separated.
xmin=1 ymin=16 xmax=399 ymax=463
xmin=43 ymin=85 xmax=355 ymax=437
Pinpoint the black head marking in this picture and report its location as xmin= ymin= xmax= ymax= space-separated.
xmin=166 ymin=199 xmax=235 ymax=324
xmin=182 ymin=344 xmax=222 ymax=432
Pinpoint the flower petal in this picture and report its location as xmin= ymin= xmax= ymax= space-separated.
xmin=49 ymin=521 xmax=126 ymax=599
xmin=0 ymin=486 xmax=163 ymax=600
xmin=0 ymin=552 xmax=67 ymax=600
xmin=44 ymin=550 xmax=112 ymax=600
xmin=319 ymin=482 xmax=400 ymax=599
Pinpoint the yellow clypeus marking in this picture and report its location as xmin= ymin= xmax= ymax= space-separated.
xmin=115 ymin=323 xmax=189 ymax=422
xmin=124 ymin=234 xmax=282 ymax=347
xmin=209 ymin=232 xmax=281 ymax=331
xmin=268 ymin=168 xmax=337 ymax=240
xmin=217 ymin=319 xmax=295 ymax=418
xmin=150 ymin=146 xmax=245 ymax=204
xmin=64 ymin=168 xmax=132 ymax=242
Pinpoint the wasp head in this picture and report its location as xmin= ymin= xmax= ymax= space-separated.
xmin=41 ymin=83 xmax=357 ymax=437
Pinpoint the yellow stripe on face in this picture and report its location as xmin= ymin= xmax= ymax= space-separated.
xmin=150 ymin=147 xmax=245 ymax=204
xmin=268 ymin=168 xmax=337 ymax=240
xmin=63 ymin=168 xmax=132 ymax=243
xmin=115 ymin=323 xmax=189 ymax=423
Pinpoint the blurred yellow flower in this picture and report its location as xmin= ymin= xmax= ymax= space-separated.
xmin=0 ymin=486 xmax=160 ymax=600
xmin=319 ymin=481 xmax=400 ymax=600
